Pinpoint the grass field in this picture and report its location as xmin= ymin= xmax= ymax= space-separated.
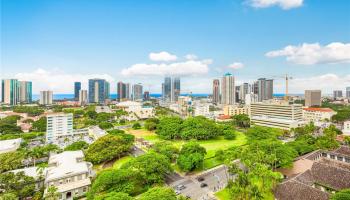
xmin=215 ymin=188 xmax=231 ymax=200
xmin=127 ymin=129 xmax=247 ymax=171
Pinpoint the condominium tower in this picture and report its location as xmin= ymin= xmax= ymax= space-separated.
xmin=79 ymin=90 xmax=88 ymax=105
xmin=333 ymin=90 xmax=343 ymax=99
xmin=74 ymin=82 xmax=81 ymax=100
xmin=40 ymin=91 xmax=53 ymax=105
xmin=255 ymin=78 xmax=273 ymax=102
xmin=1 ymin=79 xmax=19 ymax=105
xmin=88 ymin=79 xmax=110 ymax=104
xmin=221 ymin=73 xmax=235 ymax=105
xmin=212 ymin=79 xmax=220 ymax=104
xmin=19 ymin=81 xmax=32 ymax=103
xmin=162 ymin=77 xmax=181 ymax=102
xmin=347 ymin=87 xmax=350 ymax=98
xmin=46 ymin=113 xmax=73 ymax=143
xmin=132 ymin=83 xmax=143 ymax=101
xmin=305 ymin=90 xmax=321 ymax=107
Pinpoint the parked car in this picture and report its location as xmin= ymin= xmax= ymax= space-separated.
xmin=200 ymin=183 xmax=208 ymax=188
xmin=176 ymin=184 xmax=186 ymax=190
xmin=197 ymin=177 xmax=205 ymax=182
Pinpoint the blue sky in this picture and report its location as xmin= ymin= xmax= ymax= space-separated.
xmin=1 ymin=0 xmax=350 ymax=94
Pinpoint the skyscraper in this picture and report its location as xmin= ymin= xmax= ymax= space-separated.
xmin=162 ymin=77 xmax=180 ymax=102
xmin=1 ymin=79 xmax=19 ymax=105
xmin=19 ymin=81 xmax=32 ymax=104
xmin=132 ymin=83 xmax=143 ymax=101
xmin=79 ymin=90 xmax=88 ymax=105
xmin=305 ymin=90 xmax=321 ymax=107
xmin=346 ymin=87 xmax=350 ymax=99
xmin=212 ymin=79 xmax=220 ymax=104
xmin=256 ymin=78 xmax=273 ymax=102
xmin=74 ymin=82 xmax=81 ymax=100
xmin=333 ymin=90 xmax=343 ymax=99
xmin=88 ymin=79 xmax=110 ymax=104
xmin=221 ymin=73 xmax=235 ymax=105
xmin=117 ymin=81 xmax=127 ymax=101
xmin=240 ymin=83 xmax=250 ymax=103
xmin=143 ymin=91 xmax=150 ymax=101
xmin=40 ymin=90 xmax=53 ymax=105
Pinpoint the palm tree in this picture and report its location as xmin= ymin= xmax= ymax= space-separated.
xmin=45 ymin=186 xmax=59 ymax=200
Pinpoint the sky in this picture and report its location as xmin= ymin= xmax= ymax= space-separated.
xmin=1 ymin=0 xmax=350 ymax=94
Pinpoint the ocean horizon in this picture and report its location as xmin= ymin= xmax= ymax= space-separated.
xmin=31 ymin=93 xmax=299 ymax=101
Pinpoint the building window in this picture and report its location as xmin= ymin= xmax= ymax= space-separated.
xmin=337 ymin=156 xmax=343 ymax=161
xmin=330 ymin=155 xmax=335 ymax=159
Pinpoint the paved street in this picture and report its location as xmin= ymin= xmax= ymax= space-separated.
xmin=195 ymin=165 xmax=232 ymax=193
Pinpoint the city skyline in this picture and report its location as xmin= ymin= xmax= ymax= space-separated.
xmin=1 ymin=0 xmax=350 ymax=94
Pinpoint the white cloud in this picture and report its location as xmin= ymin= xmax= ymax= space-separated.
xmin=121 ymin=60 xmax=211 ymax=77
xmin=14 ymin=68 xmax=115 ymax=93
xmin=274 ymin=73 xmax=350 ymax=94
xmin=266 ymin=42 xmax=350 ymax=65
xmin=247 ymin=0 xmax=303 ymax=10
xmin=149 ymin=51 xmax=177 ymax=62
xmin=228 ymin=62 xmax=245 ymax=69
xmin=185 ymin=54 xmax=198 ymax=60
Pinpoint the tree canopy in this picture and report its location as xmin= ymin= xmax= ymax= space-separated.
xmin=64 ymin=141 xmax=89 ymax=151
xmin=139 ymin=187 xmax=177 ymax=200
xmin=177 ymin=141 xmax=207 ymax=172
xmin=85 ymin=134 xmax=134 ymax=164
xmin=0 ymin=172 xmax=36 ymax=199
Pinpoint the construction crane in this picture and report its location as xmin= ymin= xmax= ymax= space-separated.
xmin=272 ymin=74 xmax=293 ymax=100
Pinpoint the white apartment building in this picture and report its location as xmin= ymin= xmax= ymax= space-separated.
xmin=40 ymin=90 xmax=53 ymax=105
xmin=115 ymin=101 xmax=155 ymax=120
xmin=302 ymin=107 xmax=336 ymax=123
xmin=78 ymin=90 xmax=88 ymax=105
xmin=45 ymin=151 xmax=93 ymax=200
xmin=194 ymin=104 xmax=210 ymax=117
xmin=250 ymin=101 xmax=304 ymax=130
xmin=223 ymin=105 xmax=249 ymax=116
xmin=46 ymin=113 xmax=74 ymax=144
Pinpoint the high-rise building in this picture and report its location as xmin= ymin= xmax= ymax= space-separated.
xmin=162 ymin=77 xmax=180 ymax=102
xmin=305 ymin=90 xmax=321 ymax=107
xmin=240 ymin=83 xmax=250 ymax=103
xmin=333 ymin=90 xmax=343 ymax=99
xmin=19 ymin=81 xmax=32 ymax=104
xmin=88 ymin=79 xmax=110 ymax=104
xmin=117 ymin=81 xmax=127 ymax=101
xmin=235 ymin=86 xmax=241 ymax=103
xmin=347 ymin=87 xmax=350 ymax=99
xmin=40 ymin=90 xmax=53 ymax=105
xmin=79 ymin=90 xmax=88 ymax=105
xmin=1 ymin=79 xmax=19 ymax=105
xmin=256 ymin=78 xmax=273 ymax=102
xmin=132 ymin=83 xmax=143 ymax=101
xmin=143 ymin=91 xmax=150 ymax=101
xmin=221 ymin=73 xmax=235 ymax=105
xmin=212 ymin=79 xmax=220 ymax=104
xmin=125 ymin=83 xmax=131 ymax=100
xmin=74 ymin=82 xmax=81 ymax=100
xmin=46 ymin=113 xmax=73 ymax=143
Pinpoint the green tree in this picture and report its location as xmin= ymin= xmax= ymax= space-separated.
xmin=144 ymin=118 xmax=159 ymax=131
xmin=152 ymin=141 xmax=179 ymax=161
xmin=139 ymin=187 xmax=177 ymax=200
xmin=121 ymin=152 xmax=173 ymax=185
xmin=132 ymin=122 xmax=142 ymax=130
xmin=0 ymin=172 xmax=36 ymax=199
xmin=155 ymin=116 xmax=183 ymax=139
xmin=95 ymin=192 xmax=133 ymax=200
xmin=224 ymin=129 xmax=236 ymax=140
xmin=180 ymin=116 xmax=223 ymax=140
xmin=98 ymin=121 xmax=113 ymax=130
xmin=0 ymin=151 xmax=25 ymax=173
xmin=44 ymin=186 xmax=59 ymax=200
xmin=32 ymin=117 xmax=47 ymax=132
xmin=331 ymin=189 xmax=350 ymax=200
xmin=64 ymin=141 xmax=89 ymax=151
xmin=316 ymin=125 xmax=340 ymax=150
xmin=177 ymin=141 xmax=207 ymax=172
xmin=85 ymin=134 xmax=134 ymax=164
xmin=232 ymin=114 xmax=250 ymax=128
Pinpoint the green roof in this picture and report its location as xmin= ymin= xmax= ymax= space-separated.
xmin=224 ymin=72 xmax=232 ymax=76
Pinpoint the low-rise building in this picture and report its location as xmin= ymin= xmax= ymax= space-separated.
xmin=223 ymin=105 xmax=248 ymax=116
xmin=194 ymin=104 xmax=210 ymax=117
xmin=275 ymin=146 xmax=350 ymax=200
xmin=115 ymin=101 xmax=155 ymax=120
xmin=45 ymin=151 xmax=93 ymax=200
xmin=10 ymin=166 xmax=46 ymax=189
xmin=249 ymin=101 xmax=304 ymax=130
xmin=302 ymin=107 xmax=337 ymax=122
xmin=0 ymin=138 xmax=22 ymax=154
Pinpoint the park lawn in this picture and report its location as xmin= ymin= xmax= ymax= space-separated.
xmin=215 ymin=188 xmax=231 ymax=200
xmin=113 ymin=155 xmax=133 ymax=169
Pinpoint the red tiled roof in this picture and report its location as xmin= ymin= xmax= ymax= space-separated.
xmin=303 ymin=107 xmax=334 ymax=112
xmin=217 ymin=115 xmax=231 ymax=120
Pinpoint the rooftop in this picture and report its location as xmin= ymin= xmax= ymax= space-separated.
xmin=0 ymin=138 xmax=22 ymax=153
xmin=303 ymin=107 xmax=335 ymax=112
xmin=46 ymin=150 xmax=90 ymax=182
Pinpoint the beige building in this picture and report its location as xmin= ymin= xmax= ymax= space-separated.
xmin=305 ymin=90 xmax=321 ymax=107
xmin=40 ymin=90 xmax=53 ymax=105
xmin=249 ymin=101 xmax=304 ymax=130
xmin=45 ymin=151 xmax=93 ymax=200
xmin=302 ymin=107 xmax=336 ymax=122
xmin=223 ymin=105 xmax=249 ymax=116
xmin=78 ymin=90 xmax=88 ymax=105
